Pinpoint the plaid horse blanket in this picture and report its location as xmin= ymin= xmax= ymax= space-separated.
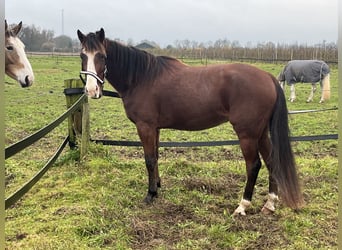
xmin=278 ymin=60 xmax=330 ymax=85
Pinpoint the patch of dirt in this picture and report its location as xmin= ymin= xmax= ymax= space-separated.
xmin=182 ymin=173 xmax=245 ymax=198
xmin=128 ymin=168 xmax=298 ymax=250
xmin=227 ymin=212 xmax=289 ymax=249
xmin=6 ymin=232 xmax=28 ymax=242
xmin=131 ymin=201 xmax=197 ymax=249
xmin=5 ymin=172 xmax=15 ymax=186
xmin=130 ymin=197 xmax=291 ymax=250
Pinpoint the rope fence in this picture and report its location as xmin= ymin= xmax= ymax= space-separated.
xmin=5 ymin=80 xmax=338 ymax=209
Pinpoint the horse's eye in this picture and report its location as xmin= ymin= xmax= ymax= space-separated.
xmin=96 ymin=53 xmax=106 ymax=61
xmin=6 ymin=46 xmax=14 ymax=51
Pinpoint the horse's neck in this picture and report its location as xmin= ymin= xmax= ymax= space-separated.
xmin=104 ymin=41 xmax=128 ymax=93
xmin=105 ymin=41 xmax=159 ymax=94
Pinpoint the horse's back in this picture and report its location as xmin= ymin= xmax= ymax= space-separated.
xmin=283 ymin=60 xmax=329 ymax=84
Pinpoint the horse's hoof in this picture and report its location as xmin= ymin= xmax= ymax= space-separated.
xmin=143 ymin=191 xmax=158 ymax=204
xmin=232 ymin=199 xmax=251 ymax=217
xmin=261 ymin=206 xmax=274 ymax=215
xmin=232 ymin=209 xmax=246 ymax=217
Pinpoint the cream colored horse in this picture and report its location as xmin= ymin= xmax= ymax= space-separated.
xmin=5 ymin=20 xmax=34 ymax=87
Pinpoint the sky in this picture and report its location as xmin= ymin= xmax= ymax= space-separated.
xmin=5 ymin=0 xmax=338 ymax=48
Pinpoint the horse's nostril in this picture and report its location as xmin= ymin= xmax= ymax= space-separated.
xmin=25 ymin=76 xmax=30 ymax=85
xmin=21 ymin=75 xmax=31 ymax=88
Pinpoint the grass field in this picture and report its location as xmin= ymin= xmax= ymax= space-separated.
xmin=5 ymin=55 xmax=338 ymax=249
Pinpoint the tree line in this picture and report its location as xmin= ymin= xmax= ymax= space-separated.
xmin=154 ymin=39 xmax=337 ymax=64
xmin=15 ymin=23 xmax=78 ymax=52
xmin=15 ymin=23 xmax=337 ymax=63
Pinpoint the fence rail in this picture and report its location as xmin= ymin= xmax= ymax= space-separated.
xmin=5 ymin=137 xmax=69 ymax=209
xmin=5 ymin=95 xmax=86 ymax=159
xmin=5 ymin=81 xmax=86 ymax=210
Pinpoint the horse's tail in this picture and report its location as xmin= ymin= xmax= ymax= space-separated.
xmin=277 ymin=65 xmax=287 ymax=89
xmin=269 ymin=76 xmax=304 ymax=209
xmin=321 ymin=73 xmax=331 ymax=101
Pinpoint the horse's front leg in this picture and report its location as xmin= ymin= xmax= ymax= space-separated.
xmin=306 ymin=83 xmax=317 ymax=102
xmin=289 ymin=84 xmax=296 ymax=102
xmin=137 ymin=123 xmax=160 ymax=204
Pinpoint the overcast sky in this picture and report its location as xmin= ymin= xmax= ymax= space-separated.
xmin=6 ymin=0 xmax=338 ymax=47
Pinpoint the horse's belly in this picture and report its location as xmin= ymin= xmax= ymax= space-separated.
xmin=160 ymin=108 xmax=229 ymax=131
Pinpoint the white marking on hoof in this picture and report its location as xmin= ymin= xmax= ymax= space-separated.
xmin=233 ymin=199 xmax=251 ymax=216
xmin=261 ymin=193 xmax=279 ymax=214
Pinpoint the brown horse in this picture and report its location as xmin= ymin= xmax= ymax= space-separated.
xmin=5 ymin=20 xmax=34 ymax=87
xmin=77 ymin=28 xmax=303 ymax=216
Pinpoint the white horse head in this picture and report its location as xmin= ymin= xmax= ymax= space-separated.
xmin=5 ymin=20 xmax=34 ymax=87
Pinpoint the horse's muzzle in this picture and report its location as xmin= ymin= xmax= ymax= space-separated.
xmin=20 ymin=75 xmax=33 ymax=88
xmin=85 ymin=85 xmax=102 ymax=99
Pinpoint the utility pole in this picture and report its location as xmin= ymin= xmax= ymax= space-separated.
xmin=61 ymin=9 xmax=64 ymax=35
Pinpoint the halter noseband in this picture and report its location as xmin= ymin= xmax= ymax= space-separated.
xmin=79 ymin=67 xmax=107 ymax=85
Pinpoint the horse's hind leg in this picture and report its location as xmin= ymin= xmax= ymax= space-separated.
xmin=306 ymin=83 xmax=317 ymax=102
xmin=258 ymin=130 xmax=279 ymax=214
xmin=136 ymin=123 xmax=160 ymax=204
xmin=233 ymin=137 xmax=262 ymax=216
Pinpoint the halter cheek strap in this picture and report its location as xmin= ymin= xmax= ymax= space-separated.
xmin=79 ymin=70 xmax=105 ymax=85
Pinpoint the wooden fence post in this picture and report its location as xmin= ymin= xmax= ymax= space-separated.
xmin=80 ymin=97 xmax=90 ymax=158
xmin=64 ymin=79 xmax=89 ymax=158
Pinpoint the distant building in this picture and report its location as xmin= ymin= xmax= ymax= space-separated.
xmin=135 ymin=42 xmax=156 ymax=50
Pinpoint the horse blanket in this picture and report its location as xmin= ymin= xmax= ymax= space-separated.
xmin=278 ymin=60 xmax=330 ymax=85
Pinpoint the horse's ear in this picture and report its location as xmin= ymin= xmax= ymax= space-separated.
xmin=97 ymin=28 xmax=105 ymax=43
xmin=5 ymin=20 xmax=8 ymax=31
xmin=77 ymin=30 xmax=86 ymax=43
xmin=12 ymin=21 xmax=22 ymax=36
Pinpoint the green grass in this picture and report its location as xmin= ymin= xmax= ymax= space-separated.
xmin=5 ymin=55 xmax=338 ymax=249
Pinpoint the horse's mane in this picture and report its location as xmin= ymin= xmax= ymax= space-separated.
xmin=105 ymin=39 xmax=177 ymax=91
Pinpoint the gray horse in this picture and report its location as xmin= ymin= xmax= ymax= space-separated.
xmin=278 ymin=60 xmax=330 ymax=103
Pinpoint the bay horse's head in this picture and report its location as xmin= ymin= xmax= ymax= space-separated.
xmin=77 ymin=28 xmax=107 ymax=99
xmin=5 ymin=20 xmax=34 ymax=87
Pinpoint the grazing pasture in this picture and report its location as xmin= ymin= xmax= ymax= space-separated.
xmin=5 ymin=55 xmax=337 ymax=249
